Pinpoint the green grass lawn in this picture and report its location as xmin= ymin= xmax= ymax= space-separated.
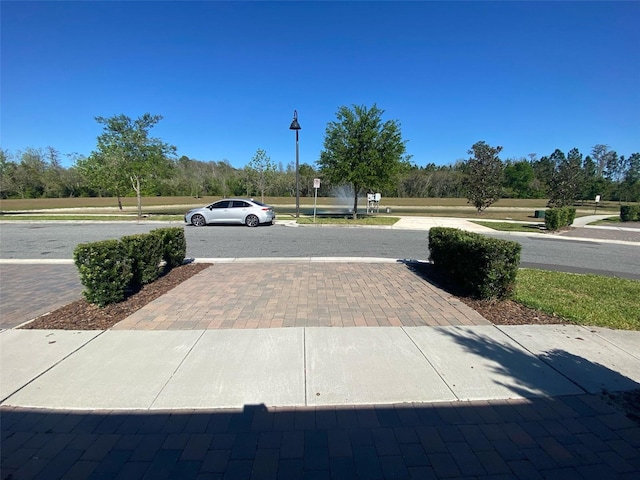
xmin=470 ymin=221 xmax=545 ymax=232
xmin=514 ymin=269 xmax=640 ymax=330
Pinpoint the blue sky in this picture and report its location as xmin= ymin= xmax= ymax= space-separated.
xmin=2 ymin=1 xmax=639 ymax=169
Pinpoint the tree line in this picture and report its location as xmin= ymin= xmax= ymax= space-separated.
xmin=1 ymin=109 xmax=638 ymax=210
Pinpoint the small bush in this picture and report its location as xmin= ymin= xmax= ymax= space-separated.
xmin=152 ymin=227 xmax=187 ymax=268
xmin=544 ymin=207 xmax=576 ymax=231
xmin=428 ymin=227 xmax=521 ymax=299
xmin=544 ymin=209 xmax=562 ymax=231
xmin=73 ymin=240 xmax=133 ymax=307
xmin=620 ymin=205 xmax=640 ymax=222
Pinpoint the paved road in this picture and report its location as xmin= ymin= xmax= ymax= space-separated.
xmin=1 ymin=221 xmax=639 ymax=279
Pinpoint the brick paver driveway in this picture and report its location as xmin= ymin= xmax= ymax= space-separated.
xmin=0 ymin=264 xmax=82 ymax=329
xmin=113 ymin=262 xmax=490 ymax=330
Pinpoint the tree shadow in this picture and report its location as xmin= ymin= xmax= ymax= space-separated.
xmin=431 ymin=326 xmax=640 ymax=399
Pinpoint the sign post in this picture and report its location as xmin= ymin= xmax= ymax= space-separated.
xmin=594 ymin=195 xmax=601 ymax=214
xmin=313 ymin=178 xmax=320 ymax=222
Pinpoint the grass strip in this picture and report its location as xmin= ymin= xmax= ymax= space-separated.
xmin=471 ymin=221 xmax=544 ymax=232
xmin=296 ymin=216 xmax=400 ymax=226
xmin=0 ymin=215 xmax=184 ymax=221
xmin=514 ymin=269 xmax=640 ymax=330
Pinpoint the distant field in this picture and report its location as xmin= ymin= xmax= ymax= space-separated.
xmin=0 ymin=196 xmax=625 ymax=223
xmin=0 ymin=196 xmax=624 ymax=212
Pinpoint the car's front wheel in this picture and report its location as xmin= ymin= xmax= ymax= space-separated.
xmin=191 ymin=214 xmax=206 ymax=227
xmin=245 ymin=214 xmax=260 ymax=227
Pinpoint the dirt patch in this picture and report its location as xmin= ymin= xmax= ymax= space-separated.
xmin=459 ymin=297 xmax=563 ymax=325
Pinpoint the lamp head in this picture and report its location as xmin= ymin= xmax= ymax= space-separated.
xmin=289 ymin=110 xmax=301 ymax=130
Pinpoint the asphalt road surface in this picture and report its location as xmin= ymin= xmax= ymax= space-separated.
xmin=1 ymin=222 xmax=638 ymax=280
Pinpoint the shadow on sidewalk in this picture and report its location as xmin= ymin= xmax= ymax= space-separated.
xmin=435 ymin=326 xmax=640 ymax=398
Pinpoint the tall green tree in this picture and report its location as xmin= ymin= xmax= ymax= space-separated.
xmin=503 ymin=158 xmax=535 ymax=198
xmin=547 ymin=148 xmax=584 ymax=207
xmin=246 ymin=148 xmax=276 ymax=202
xmin=621 ymin=152 xmax=640 ymax=202
xmin=318 ymin=104 xmax=408 ymax=219
xmin=462 ymin=141 xmax=504 ymax=213
xmin=88 ymin=114 xmax=176 ymax=216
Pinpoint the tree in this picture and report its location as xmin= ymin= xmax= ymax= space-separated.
xmin=298 ymin=163 xmax=317 ymax=197
xmin=503 ymin=158 xmax=535 ymax=198
xmin=0 ymin=149 xmax=16 ymax=199
xmin=590 ymin=144 xmax=619 ymax=179
xmin=14 ymin=148 xmax=47 ymax=198
xmin=531 ymin=155 xmax=555 ymax=195
xmin=246 ymin=148 xmax=276 ymax=202
xmin=42 ymin=147 xmax=66 ymax=198
xmin=318 ymin=104 xmax=408 ymax=219
xmin=580 ymin=155 xmax=604 ymax=201
xmin=89 ymin=114 xmax=176 ymax=217
xmin=621 ymin=152 xmax=640 ymax=202
xmin=547 ymin=148 xmax=583 ymax=207
xmin=462 ymin=141 xmax=504 ymax=213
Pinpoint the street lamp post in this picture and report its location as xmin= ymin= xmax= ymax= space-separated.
xmin=289 ymin=110 xmax=301 ymax=218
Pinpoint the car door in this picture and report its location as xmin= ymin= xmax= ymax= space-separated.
xmin=205 ymin=200 xmax=231 ymax=223
xmin=230 ymin=200 xmax=252 ymax=224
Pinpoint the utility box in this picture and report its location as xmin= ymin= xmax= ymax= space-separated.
xmin=534 ymin=210 xmax=546 ymax=219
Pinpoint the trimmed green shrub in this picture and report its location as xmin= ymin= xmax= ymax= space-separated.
xmin=428 ymin=227 xmax=521 ymax=299
xmin=72 ymin=228 xmax=188 ymax=308
xmin=544 ymin=209 xmax=562 ymax=231
xmin=152 ymin=227 xmax=186 ymax=268
xmin=544 ymin=207 xmax=576 ymax=231
xmin=73 ymin=240 xmax=133 ymax=307
xmin=620 ymin=205 xmax=640 ymax=222
xmin=121 ymin=233 xmax=164 ymax=287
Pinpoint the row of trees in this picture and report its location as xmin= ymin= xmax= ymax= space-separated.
xmin=1 ymin=107 xmax=639 ymax=216
xmin=461 ymin=143 xmax=640 ymax=212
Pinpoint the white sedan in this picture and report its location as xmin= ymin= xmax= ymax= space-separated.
xmin=184 ymin=198 xmax=276 ymax=227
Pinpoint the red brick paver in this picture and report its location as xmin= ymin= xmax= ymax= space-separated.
xmin=113 ymin=262 xmax=489 ymax=330
xmin=0 ymin=264 xmax=83 ymax=329
xmin=2 ymin=394 xmax=638 ymax=479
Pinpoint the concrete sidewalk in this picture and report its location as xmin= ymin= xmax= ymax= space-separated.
xmin=2 ymin=324 xmax=640 ymax=411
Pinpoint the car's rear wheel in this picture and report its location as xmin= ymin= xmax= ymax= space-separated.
xmin=245 ymin=214 xmax=260 ymax=227
xmin=191 ymin=214 xmax=206 ymax=227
